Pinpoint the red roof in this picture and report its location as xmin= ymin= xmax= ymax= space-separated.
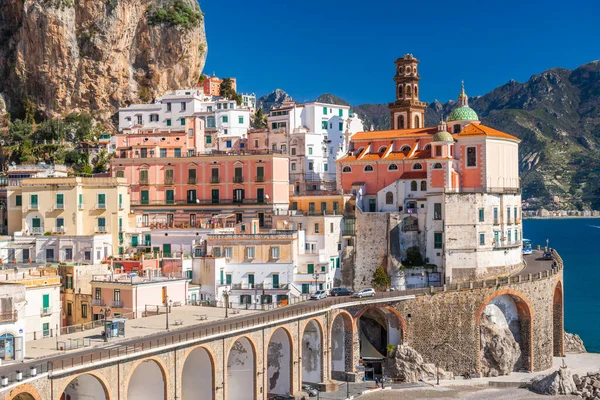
xmin=399 ymin=171 xmax=427 ymax=180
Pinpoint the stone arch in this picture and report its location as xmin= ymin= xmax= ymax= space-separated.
xmin=181 ymin=346 xmax=216 ymax=400
xmin=266 ymin=327 xmax=294 ymax=396
xmin=58 ymin=371 xmax=111 ymax=400
xmin=330 ymin=310 xmax=355 ymax=380
xmin=7 ymin=384 xmax=42 ymax=400
xmin=354 ymin=305 xmax=407 ymax=345
xmin=553 ymin=280 xmax=564 ymax=357
xmin=126 ymin=357 xmax=168 ymax=400
xmin=301 ymin=318 xmax=325 ymax=385
xmin=476 ymin=289 xmax=534 ymax=375
xmin=226 ymin=335 xmax=257 ymax=400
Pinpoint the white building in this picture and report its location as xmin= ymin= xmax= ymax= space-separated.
xmin=241 ymin=93 xmax=256 ymax=111
xmin=118 ymin=90 xmax=252 ymax=150
xmin=258 ymin=101 xmax=363 ymax=194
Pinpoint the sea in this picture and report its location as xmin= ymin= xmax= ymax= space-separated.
xmin=523 ymin=218 xmax=600 ymax=352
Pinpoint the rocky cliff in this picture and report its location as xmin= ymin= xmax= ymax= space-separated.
xmin=0 ymin=0 xmax=207 ymax=123
xmin=256 ymin=89 xmax=293 ymax=113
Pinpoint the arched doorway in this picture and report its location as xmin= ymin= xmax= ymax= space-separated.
xmin=301 ymin=319 xmax=323 ymax=384
xmin=182 ymin=347 xmax=214 ymax=400
xmin=356 ymin=307 xmax=403 ymax=380
xmin=478 ymin=291 xmax=533 ymax=376
xmin=553 ymin=281 xmax=564 ymax=356
xmin=127 ymin=359 xmax=166 ymax=400
xmin=227 ymin=337 xmax=256 ymax=400
xmin=331 ymin=312 xmax=354 ymax=380
xmin=60 ymin=373 xmax=108 ymax=400
xmin=267 ymin=328 xmax=293 ymax=396
xmin=12 ymin=394 xmax=36 ymax=400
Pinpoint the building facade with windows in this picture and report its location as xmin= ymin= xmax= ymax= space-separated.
xmin=201 ymin=75 xmax=237 ymax=97
xmin=117 ymin=90 xmax=252 ymax=149
xmin=337 ymin=60 xmax=522 ymax=283
xmin=90 ymin=271 xmax=189 ymax=320
xmin=247 ymin=101 xmax=364 ymax=194
xmin=6 ymin=177 xmax=133 ymax=262
xmin=205 ymin=220 xmax=300 ymax=308
xmin=59 ymin=263 xmax=108 ymax=327
xmin=110 ymin=148 xmax=290 ymax=235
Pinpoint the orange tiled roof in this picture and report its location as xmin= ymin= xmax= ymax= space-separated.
xmin=351 ymin=127 xmax=438 ymax=141
xmin=460 ymin=124 xmax=520 ymax=141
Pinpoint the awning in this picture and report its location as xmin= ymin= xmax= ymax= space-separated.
xmin=212 ymin=213 xmax=235 ymax=219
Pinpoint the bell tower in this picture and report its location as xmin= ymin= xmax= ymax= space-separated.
xmin=388 ymin=54 xmax=427 ymax=130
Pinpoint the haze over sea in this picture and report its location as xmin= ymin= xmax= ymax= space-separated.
xmin=523 ymin=218 xmax=600 ymax=352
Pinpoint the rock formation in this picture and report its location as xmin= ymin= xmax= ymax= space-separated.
xmin=0 ymin=0 xmax=207 ymax=123
xmin=531 ymin=367 xmax=577 ymax=396
xmin=565 ymin=332 xmax=587 ymax=354
xmin=257 ymin=89 xmax=293 ymax=113
xmin=384 ymin=345 xmax=453 ymax=383
xmin=571 ymin=372 xmax=600 ymax=399
xmin=479 ymin=313 xmax=521 ymax=376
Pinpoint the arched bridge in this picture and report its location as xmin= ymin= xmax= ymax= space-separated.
xmin=0 ymin=250 xmax=564 ymax=400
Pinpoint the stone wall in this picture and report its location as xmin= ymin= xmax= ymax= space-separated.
xmin=353 ymin=210 xmax=390 ymax=289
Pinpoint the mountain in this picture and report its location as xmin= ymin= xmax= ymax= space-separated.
xmin=316 ymin=94 xmax=350 ymax=107
xmin=0 ymin=0 xmax=207 ymax=124
xmin=335 ymin=61 xmax=600 ymax=210
xmin=257 ymin=89 xmax=293 ymax=113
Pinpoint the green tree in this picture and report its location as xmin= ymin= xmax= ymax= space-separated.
xmin=371 ymin=266 xmax=390 ymax=290
xmin=9 ymin=119 xmax=34 ymax=141
xmin=37 ymin=118 xmax=67 ymax=143
xmin=220 ymin=78 xmax=235 ymax=99
xmin=253 ymin=108 xmax=267 ymax=129
xmin=405 ymin=246 xmax=424 ymax=266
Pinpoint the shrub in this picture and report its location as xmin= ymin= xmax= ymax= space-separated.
xmin=372 ymin=266 xmax=390 ymax=290
xmin=147 ymin=0 xmax=204 ymax=30
xmin=405 ymin=246 xmax=424 ymax=267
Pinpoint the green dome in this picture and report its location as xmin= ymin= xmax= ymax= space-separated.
xmin=432 ymin=130 xmax=454 ymax=142
xmin=447 ymin=106 xmax=479 ymax=122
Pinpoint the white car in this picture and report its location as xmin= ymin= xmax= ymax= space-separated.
xmin=352 ymin=288 xmax=376 ymax=298
xmin=310 ymin=290 xmax=328 ymax=300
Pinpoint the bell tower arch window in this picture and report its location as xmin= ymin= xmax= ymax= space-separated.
xmin=415 ymin=115 xmax=420 ymax=129
xmin=397 ymin=115 xmax=405 ymax=129
xmin=397 ymin=85 xmax=403 ymax=99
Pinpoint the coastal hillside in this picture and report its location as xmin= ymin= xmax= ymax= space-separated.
xmin=262 ymin=61 xmax=600 ymax=210
xmin=0 ymin=0 xmax=207 ymax=123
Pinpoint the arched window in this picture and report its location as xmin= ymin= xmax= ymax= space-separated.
xmin=388 ymin=164 xmax=398 ymax=171
xmin=424 ymin=144 xmax=431 ymax=150
xmin=401 ymin=145 xmax=411 ymax=152
xmin=397 ymin=85 xmax=403 ymax=98
xmin=342 ymin=166 xmax=352 ymax=173
xmin=420 ymin=181 xmax=427 ymax=191
xmin=410 ymin=181 xmax=417 ymax=191
xmin=414 ymin=115 xmax=420 ymax=128
xmin=385 ymin=192 xmax=394 ymax=205
xmin=433 ymin=163 xmax=442 ymax=169
xmin=413 ymin=163 xmax=423 ymax=170
xmin=406 ymin=85 xmax=412 ymax=98
xmin=453 ymin=124 xmax=461 ymax=134
xmin=378 ymin=146 xmax=387 ymax=153
xmin=364 ymin=165 xmax=374 ymax=172
xmin=397 ymin=115 xmax=405 ymax=129
xmin=414 ymin=85 xmax=418 ymax=97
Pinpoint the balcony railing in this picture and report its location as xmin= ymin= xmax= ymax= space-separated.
xmin=493 ymin=218 xmax=500 ymax=225
xmin=30 ymin=204 xmax=39 ymax=210
xmin=111 ymin=300 xmax=124 ymax=308
xmin=233 ymin=176 xmax=244 ymax=183
xmin=78 ymin=203 xmax=85 ymax=210
xmin=30 ymin=227 xmax=44 ymax=235
xmin=52 ymin=226 xmax=66 ymax=234
xmin=210 ymin=177 xmax=220 ymax=184
xmin=0 ymin=311 xmax=18 ymax=322
xmin=91 ymin=299 xmax=105 ymax=306
xmin=96 ymin=226 xmax=107 ymax=233
xmin=54 ymin=203 xmax=65 ymax=210
xmin=164 ymin=178 xmax=174 ymax=185
xmin=188 ymin=178 xmax=197 ymax=184
xmin=131 ymin=198 xmax=271 ymax=206
xmin=255 ymin=176 xmax=265 ymax=182
xmin=40 ymin=307 xmax=52 ymax=316
xmin=95 ymin=203 xmax=106 ymax=210
xmin=140 ymin=179 xmax=149 ymax=185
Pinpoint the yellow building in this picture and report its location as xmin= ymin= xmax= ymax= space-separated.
xmin=6 ymin=177 xmax=133 ymax=261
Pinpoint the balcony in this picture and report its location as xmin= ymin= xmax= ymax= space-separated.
xmin=233 ymin=176 xmax=244 ymax=183
xmin=493 ymin=218 xmax=500 ymax=225
xmin=139 ymin=179 xmax=149 ymax=186
xmin=78 ymin=203 xmax=85 ymax=210
xmin=40 ymin=307 xmax=52 ymax=316
xmin=30 ymin=227 xmax=44 ymax=235
xmin=95 ymin=203 xmax=107 ymax=210
xmin=111 ymin=300 xmax=124 ymax=308
xmin=96 ymin=226 xmax=107 ymax=233
xmin=164 ymin=178 xmax=175 ymax=185
xmin=188 ymin=178 xmax=197 ymax=184
xmin=30 ymin=204 xmax=39 ymax=211
xmin=210 ymin=177 xmax=220 ymax=184
xmin=52 ymin=226 xmax=67 ymax=234
xmin=54 ymin=203 xmax=65 ymax=210
xmin=130 ymin=198 xmax=271 ymax=206
xmin=91 ymin=299 xmax=105 ymax=306
xmin=0 ymin=311 xmax=18 ymax=323
xmin=255 ymin=176 xmax=265 ymax=182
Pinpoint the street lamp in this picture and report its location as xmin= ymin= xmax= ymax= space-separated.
xmin=312 ymin=272 xmax=320 ymax=293
xmin=165 ymin=296 xmax=172 ymax=330
xmin=101 ymin=307 xmax=111 ymax=342
xmin=223 ymin=289 xmax=231 ymax=318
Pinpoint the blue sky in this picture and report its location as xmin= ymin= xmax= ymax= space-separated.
xmin=199 ymin=0 xmax=599 ymax=105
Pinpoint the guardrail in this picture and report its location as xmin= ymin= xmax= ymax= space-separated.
xmin=0 ymin=250 xmax=563 ymax=382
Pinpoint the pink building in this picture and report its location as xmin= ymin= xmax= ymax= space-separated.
xmin=110 ymin=124 xmax=290 ymax=232
xmin=90 ymin=272 xmax=188 ymax=319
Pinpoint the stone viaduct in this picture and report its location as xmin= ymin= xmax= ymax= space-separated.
xmin=0 ymin=251 xmax=564 ymax=400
